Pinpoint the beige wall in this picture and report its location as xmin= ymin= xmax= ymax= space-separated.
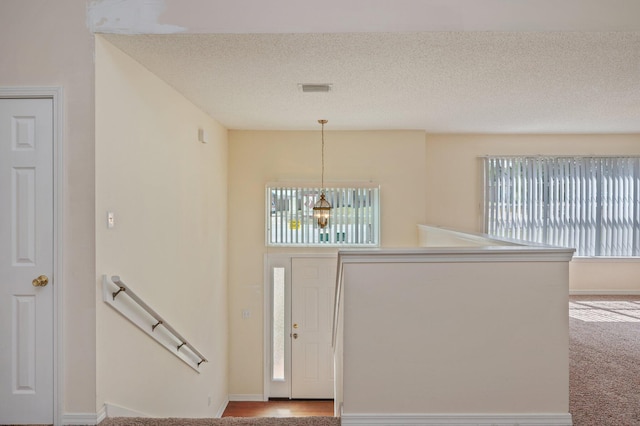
xmin=95 ymin=37 xmax=228 ymax=416
xmin=425 ymin=133 xmax=640 ymax=292
xmin=228 ymin=130 xmax=427 ymax=395
xmin=228 ymin=131 xmax=640 ymax=397
xmin=0 ymin=0 xmax=96 ymax=416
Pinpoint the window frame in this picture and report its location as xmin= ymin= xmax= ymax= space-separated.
xmin=483 ymin=156 xmax=640 ymax=258
xmin=265 ymin=183 xmax=381 ymax=247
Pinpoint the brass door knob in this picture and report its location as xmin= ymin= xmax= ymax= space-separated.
xmin=32 ymin=275 xmax=49 ymax=287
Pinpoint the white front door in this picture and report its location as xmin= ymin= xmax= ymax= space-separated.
xmin=291 ymin=257 xmax=336 ymax=399
xmin=0 ymin=98 xmax=54 ymax=424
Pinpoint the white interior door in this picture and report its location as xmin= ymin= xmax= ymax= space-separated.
xmin=291 ymin=257 xmax=336 ymax=399
xmin=0 ymin=98 xmax=54 ymax=424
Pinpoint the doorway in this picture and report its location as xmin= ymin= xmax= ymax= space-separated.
xmin=265 ymin=254 xmax=337 ymax=400
xmin=0 ymin=91 xmax=62 ymax=424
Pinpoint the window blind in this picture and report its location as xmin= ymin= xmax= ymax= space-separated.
xmin=484 ymin=157 xmax=640 ymax=257
xmin=267 ymin=186 xmax=379 ymax=246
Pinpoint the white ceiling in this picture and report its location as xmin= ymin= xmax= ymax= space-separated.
xmin=99 ymin=1 xmax=640 ymax=132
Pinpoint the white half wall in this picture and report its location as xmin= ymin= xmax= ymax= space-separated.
xmin=336 ymin=246 xmax=573 ymax=418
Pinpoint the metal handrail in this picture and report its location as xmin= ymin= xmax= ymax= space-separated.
xmin=108 ymin=275 xmax=207 ymax=368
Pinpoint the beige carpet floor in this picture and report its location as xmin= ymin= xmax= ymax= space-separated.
xmin=569 ymin=295 xmax=640 ymax=426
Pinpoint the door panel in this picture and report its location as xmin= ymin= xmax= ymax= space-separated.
xmin=13 ymin=167 xmax=37 ymax=265
xmin=291 ymin=257 xmax=336 ymax=399
xmin=0 ymin=98 xmax=54 ymax=424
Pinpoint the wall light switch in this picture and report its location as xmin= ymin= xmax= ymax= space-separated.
xmin=107 ymin=211 xmax=115 ymax=229
xmin=242 ymin=309 xmax=251 ymax=319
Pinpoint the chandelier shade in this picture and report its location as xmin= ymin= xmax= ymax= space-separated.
xmin=313 ymin=192 xmax=331 ymax=228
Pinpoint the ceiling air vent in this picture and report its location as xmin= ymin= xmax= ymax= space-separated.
xmin=299 ymin=83 xmax=333 ymax=93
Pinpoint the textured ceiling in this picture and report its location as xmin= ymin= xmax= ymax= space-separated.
xmin=102 ymin=29 xmax=640 ymax=133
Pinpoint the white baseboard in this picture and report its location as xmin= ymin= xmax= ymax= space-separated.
xmin=94 ymin=401 xmax=226 ymax=421
xmin=341 ymin=413 xmax=573 ymax=425
xmin=61 ymin=412 xmax=101 ymax=425
xmin=228 ymin=394 xmax=265 ymax=401
xmin=570 ymin=290 xmax=640 ymax=295
xmin=215 ymin=397 xmax=229 ymax=418
xmin=104 ymin=402 xmax=151 ymax=418
xmin=97 ymin=405 xmax=107 ymax=424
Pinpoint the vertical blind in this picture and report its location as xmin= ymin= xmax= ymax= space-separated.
xmin=267 ymin=186 xmax=379 ymax=246
xmin=484 ymin=157 xmax=640 ymax=257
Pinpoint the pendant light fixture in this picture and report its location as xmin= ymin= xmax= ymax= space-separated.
xmin=313 ymin=119 xmax=331 ymax=228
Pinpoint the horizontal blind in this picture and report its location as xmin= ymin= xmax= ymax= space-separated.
xmin=267 ymin=186 xmax=379 ymax=246
xmin=485 ymin=157 xmax=640 ymax=257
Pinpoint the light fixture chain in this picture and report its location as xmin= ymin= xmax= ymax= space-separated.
xmin=321 ymin=120 xmax=325 ymax=190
